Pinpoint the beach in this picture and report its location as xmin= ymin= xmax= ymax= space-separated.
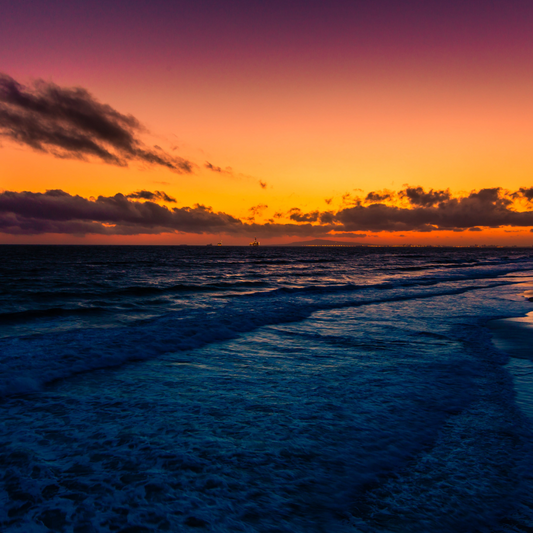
xmin=1 ymin=246 xmax=533 ymax=532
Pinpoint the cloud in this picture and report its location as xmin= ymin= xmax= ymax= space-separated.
xmin=288 ymin=208 xmax=319 ymax=223
xmin=0 ymin=189 xmax=351 ymax=238
xmin=205 ymin=162 xmax=223 ymax=172
xmin=205 ymin=161 xmax=233 ymax=175
xmin=365 ymin=187 xmax=452 ymax=207
xmin=193 ymin=203 xmax=213 ymax=212
xmin=2 ymin=186 xmax=533 ymax=238
xmin=341 ymin=192 xmax=362 ymax=206
xmin=0 ymin=73 xmax=192 ymax=172
xmin=0 ymin=190 xmax=242 ymax=235
xmin=398 ymin=186 xmax=451 ymax=207
xmin=126 ymin=190 xmax=176 ymax=203
xmin=248 ymin=204 xmax=268 ymax=217
xmin=319 ymin=211 xmax=335 ymax=224
xmin=365 ymin=191 xmax=393 ymax=203
xmin=236 ymin=222 xmax=340 ymax=238
xmin=513 ymin=187 xmax=533 ymax=202
xmin=336 ymin=188 xmax=533 ymax=232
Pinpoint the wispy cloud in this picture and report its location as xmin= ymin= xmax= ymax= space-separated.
xmin=0 ymin=73 xmax=193 ymax=172
xmin=248 ymin=204 xmax=268 ymax=217
xmin=205 ymin=161 xmax=233 ymax=175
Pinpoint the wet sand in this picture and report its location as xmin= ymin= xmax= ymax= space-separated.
xmin=489 ymin=312 xmax=533 ymax=420
xmin=490 ymin=313 xmax=533 ymax=360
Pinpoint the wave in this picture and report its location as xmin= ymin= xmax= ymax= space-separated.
xmin=109 ymin=258 xmax=533 ymax=301
xmin=255 ymin=263 xmax=533 ymax=299
xmin=0 ymin=263 xmax=529 ymax=399
xmin=113 ymin=280 xmax=270 ymax=296
xmin=7 ymin=280 xmax=272 ymax=301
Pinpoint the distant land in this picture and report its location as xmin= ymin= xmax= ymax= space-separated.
xmin=280 ymin=239 xmax=366 ymax=247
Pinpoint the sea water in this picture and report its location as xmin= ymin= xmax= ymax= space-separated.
xmin=1 ymin=245 xmax=533 ymax=532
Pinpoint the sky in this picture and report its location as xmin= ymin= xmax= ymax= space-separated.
xmin=1 ymin=0 xmax=533 ymax=245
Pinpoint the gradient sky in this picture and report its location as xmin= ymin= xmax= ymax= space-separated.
xmin=1 ymin=0 xmax=533 ymax=245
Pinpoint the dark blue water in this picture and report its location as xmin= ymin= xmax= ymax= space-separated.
xmin=1 ymin=245 xmax=533 ymax=532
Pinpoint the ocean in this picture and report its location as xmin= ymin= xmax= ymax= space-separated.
xmin=1 ymin=245 xmax=533 ymax=532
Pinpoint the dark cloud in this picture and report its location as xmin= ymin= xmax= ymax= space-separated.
xmin=248 ymin=204 xmax=268 ymax=217
xmin=0 ymin=189 xmax=347 ymax=238
xmin=399 ymin=187 xmax=451 ymax=207
xmin=237 ymin=222 xmax=340 ymax=239
xmin=288 ymin=208 xmax=319 ymax=223
xmin=319 ymin=211 xmax=335 ymax=224
xmin=193 ymin=203 xmax=213 ymax=213
xmin=126 ymin=190 xmax=176 ymax=203
xmin=2 ymin=186 xmax=533 ymax=238
xmin=513 ymin=187 xmax=533 ymax=202
xmin=205 ymin=161 xmax=233 ymax=175
xmin=0 ymin=190 xmax=242 ymax=235
xmin=0 ymin=73 xmax=192 ymax=172
xmin=366 ymin=191 xmax=393 ymax=203
xmin=205 ymin=162 xmax=223 ymax=172
xmin=336 ymin=188 xmax=533 ymax=232
xmin=468 ymin=188 xmax=512 ymax=207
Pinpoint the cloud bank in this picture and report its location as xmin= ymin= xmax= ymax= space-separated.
xmin=0 ymin=190 xmax=339 ymax=237
xmin=1 ymin=187 xmax=533 ymax=238
xmin=337 ymin=187 xmax=533 ymax=232
xmin=0 ymin=73 xmax=192 ymax=172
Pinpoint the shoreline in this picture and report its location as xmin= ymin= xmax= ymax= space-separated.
xmin=489 ymin=312 xmax=533 ymax=420
xmin=489 ymin=312 xmax=533 ymax=361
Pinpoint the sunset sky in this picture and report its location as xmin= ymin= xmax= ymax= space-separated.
xmin=1 ymin=0 xmax=533 ymax=245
